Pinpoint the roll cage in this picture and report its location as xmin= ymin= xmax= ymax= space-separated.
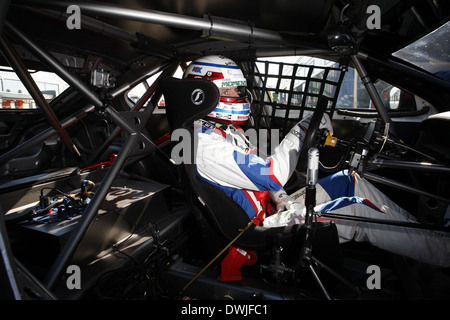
xmin=0 ymin=0 xmax=449 ymax=301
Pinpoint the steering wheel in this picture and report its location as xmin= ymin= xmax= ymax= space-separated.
xmin=296 ymin=96 xmax=329 ymax=173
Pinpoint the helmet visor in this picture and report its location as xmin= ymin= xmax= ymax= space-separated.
xmin=219 ymin=86 xmax=247 ymax=98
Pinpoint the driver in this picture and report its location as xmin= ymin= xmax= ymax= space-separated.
xmin=184 ymin=55 xmax=450 ymax=268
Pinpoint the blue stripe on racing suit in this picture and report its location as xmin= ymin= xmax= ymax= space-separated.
xmin=318 ymin=170 xmax=355 ymax=199
xmin=319 ymin=196 xmax=384 ymax=214
xmin=232 ymin=150 xmax=283 ymax=192
xmin=197 ymin=173 xmax=259 ymax=219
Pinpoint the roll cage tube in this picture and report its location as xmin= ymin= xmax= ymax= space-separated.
xmin=0 ymin=19 xmax=163 ymax=291
xmin=293 ymin=55 xmax=450 ymax=210
xmin=350 ymin=54 xmax=396 ymax=137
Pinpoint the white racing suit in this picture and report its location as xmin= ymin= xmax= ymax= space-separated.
xmin=194 ymin=118 xmax=450 ymax=268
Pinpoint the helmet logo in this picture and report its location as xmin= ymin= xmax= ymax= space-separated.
xmin=192 ymin=66 xmax=203 ymax=73
xmin=191 ymin=88 xmax=205 ymax=105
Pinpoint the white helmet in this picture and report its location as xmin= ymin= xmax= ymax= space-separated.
xmin=183 ymin=55 xmax=250 ymax=124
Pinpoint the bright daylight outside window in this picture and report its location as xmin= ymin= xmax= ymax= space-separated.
xmin=127 ymin=66 xmax=184 ymax=112
xmin=0 ymin=67 xmax=68 ymax=110
xmin=256 ymin=55 xmax=413 ymax=112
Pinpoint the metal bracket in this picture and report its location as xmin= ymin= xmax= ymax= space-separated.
xmin=116 ymin=110 xmax=156 ymax=157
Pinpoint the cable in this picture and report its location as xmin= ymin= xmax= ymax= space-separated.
xmin=181 ymin=220 xmax=254 ymax=293
xmin=387 ymin=138 xmax=445 ymax=164
xmin=320 ymin=138 xmax=357 ymax=173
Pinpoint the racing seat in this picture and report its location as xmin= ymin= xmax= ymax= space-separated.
xmin=159 ymin=77 xmax=342 ymax=278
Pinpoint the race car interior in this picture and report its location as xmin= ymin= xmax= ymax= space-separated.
xmin=0 ymin=0 xmax=449 ymax=300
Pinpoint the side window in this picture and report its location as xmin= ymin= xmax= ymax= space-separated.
xmin=336 ymin=66 xmax=416 ymax=111
xmin=248 ymin=55 xmax=425 ymax=138
xmin=251 ymin=56 xmax=345 ymax=136
xmin=252 ymin=56 xmax=417 ymax=120
xmin=127 ymin=81 xmax=154 ymax=107
xmin=126 ymin=65 xmax=184 ymax=113
xmin=0 ymin=68 xmax=68 ymax=110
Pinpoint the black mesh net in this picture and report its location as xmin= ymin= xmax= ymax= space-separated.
xmin=242 ymin=58 xmax=347 ymax=138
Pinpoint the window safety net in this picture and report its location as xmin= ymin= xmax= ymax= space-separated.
xmin=243 ymin=59 xmax=347 ymax=138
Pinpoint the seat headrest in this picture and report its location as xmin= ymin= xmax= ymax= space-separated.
xmin=159 ymin=77 xmax=220 ymax=130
